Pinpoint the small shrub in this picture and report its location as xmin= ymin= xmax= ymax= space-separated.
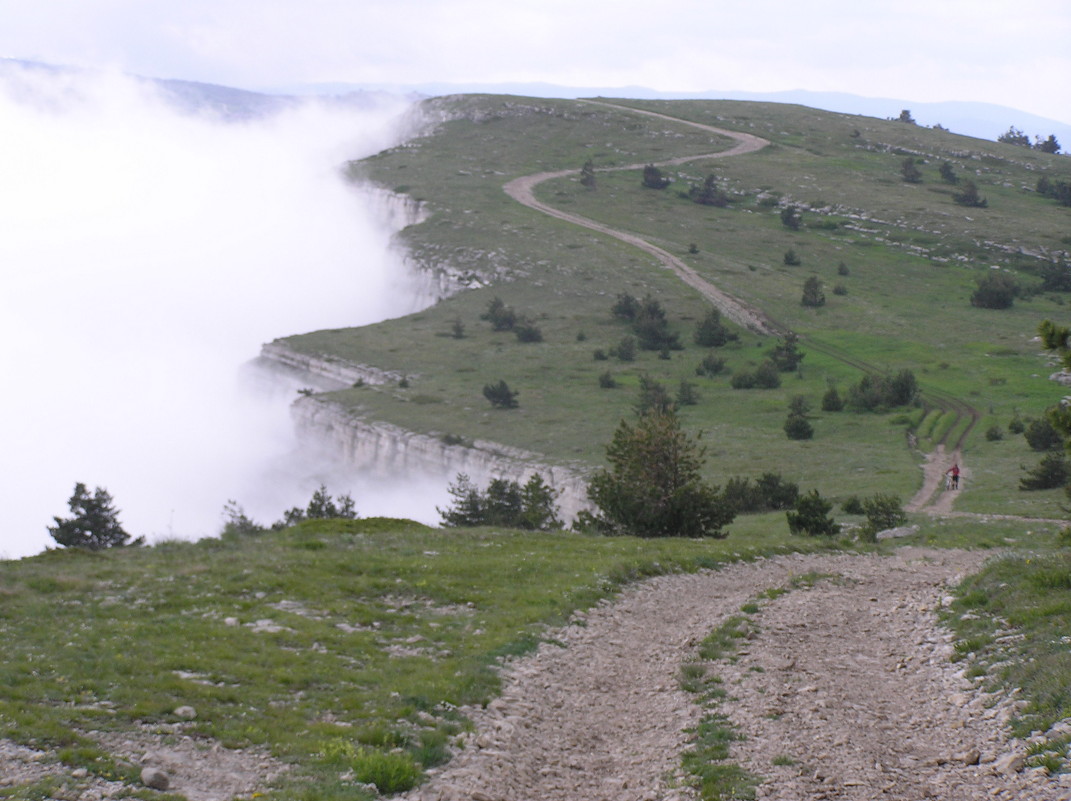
xmin=1019 ymin=453 xmax=1071 ymax=491
xmin=780 ymin=205 xmax=802 ymax=230
xmin=952 ymin=179 xmax=988 ymax=208
xmin=784 ymin=413 xmax=814 ymax=440
xmin=847 ymin=370 xmax=918 ymax=410
xmin=754 ymin=360 xmax=782 ymax=389
xmin=801 ymin=275 xmax=825 ymax=307
xmin=786 ymin=490 xmax=839 ymax=536
xmin=783 ymin=249 xmax=801 ymax=266
xmin=900 ymin=157 xmax=922 ymax=183
xmin=481 ymin=296 xmax=517 ymax=331
xmin=483 ymin=380 xmax=519 ymax=409
xmin=696 ymin=353 xmax=727 ymax=377
xmin=677 ymin=380 xmax=700 ymax=406
xmin=730 ymin=371 xmax=757 ymax=389
xmin=593 ymin=348 xmax=608 ymax=361
xmin=860 ymin=494 xmax=907 ymax=538
xmin=1024 ymin=417 xmax=1062 ymax=451
xmin=585 ymin=409 xmax=735 ymax=538
xmin=694 ymin=308 xmax=738 ymax=347
xmin=610 ymin=336 xmax=637 ymax=362
xmin=768 ymin=334 xmax=805 ymax=372
xmin=48 ymin=483 xmax=138 ymax=550
xmin=642 ymin=164 xmax=670 ymax=189
xmin=689 ymin=174 xmax=729 ymax=206
xmin=1008 ymin=415 xmax=1026 ymax=434
xmin=513 ymin=318 xmax=543 ymax=343
xmin=450 ymin=318 xmax=465 ymax=339
xmin=821 ymin=385 xmax=845 ymax=412
xmin=837 ymin=261 xmax=850 ymax=276
xmin=723 ymin=473 xmax=799 ymax=514
xmin=832 ymin=283 xmax=848 ymax=296
xmin=275 ymin=484 xmax=358 ymax=528
xmin=841 ymin=495 xmax=864 ymax=515
xmin=598 ymin=371 xmax=617 ymax=389
xmin=438 ymin=473 xmax=563 ymax=530
xmin=636 ymin=375 xmax=675 ymax=415
xmin=985 ymin=425 xmax=1004 ymax=441
xmin=221 ymin=500 xmax=262 ymax=537
xmin=580 ymin=159 xmax=596 ymax=189
xmin=971 ymin=272 xmax=1018 ymax=309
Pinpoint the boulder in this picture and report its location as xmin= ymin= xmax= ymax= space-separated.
xmin=140 ymin=766 xmax=170 ymax=790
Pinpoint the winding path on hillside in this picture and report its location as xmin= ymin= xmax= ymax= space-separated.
xmin=403 ymin=548 xmax=1060 ymax=801
xmin=397 ymin=106 xmax=1066 ymax=801
xmin=505 ymin=101 xmax=984 ymax=513
xmin=503 ymin=102 xmax=776 ymax=336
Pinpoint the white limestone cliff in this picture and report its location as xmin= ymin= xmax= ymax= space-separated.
xmin=289 ymin=393 xmax=592 ymax=522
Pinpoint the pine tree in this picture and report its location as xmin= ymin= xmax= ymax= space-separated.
xmin=586 ymin=409 xmax=734 ymax=538
xmin=641 ymin=164 xmax=670 ymax=189
xmin=49 ymin=483 xmax=137 ymax=550
xmin=580 ymin=159 xmax=597 ymax=188
xmin=900 ymin=158 xmax=922 ymax=183
xmin=801 ymin=275 xmax=826 ymax=307
xmin=690 ymin=174 xmax=729 ymax=206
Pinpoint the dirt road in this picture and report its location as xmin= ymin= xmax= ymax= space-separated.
xmin=405 ymin=548 xmax=1062 ymax=801
xmin=502 ymin=102 xmax=777 ymax=336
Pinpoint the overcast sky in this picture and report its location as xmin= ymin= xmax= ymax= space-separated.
xmin=1 ymin=0 xmax=1068 ymax=124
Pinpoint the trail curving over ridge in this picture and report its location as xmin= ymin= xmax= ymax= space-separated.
xmin=503 ymin=101 xmax=777 ymax=335
xmin=503 ymin=101 xmax=987 ymax=515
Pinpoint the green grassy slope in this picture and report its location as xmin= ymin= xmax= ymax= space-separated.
xmin=280 ymin=95 xmax=1071 ymax=516
xmin=0 ymin=516 xmax=828 ymax=799
xmin=4 ymin=516 xmax=1069 ymax=798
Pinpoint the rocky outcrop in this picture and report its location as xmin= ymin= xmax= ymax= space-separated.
xmin=291 ymin=395 xmax=593 ymax=521
xmin=259 ymin=342 xmax=403 ymax=388
xmin=256 ymin=184 xmax=593 ymax=522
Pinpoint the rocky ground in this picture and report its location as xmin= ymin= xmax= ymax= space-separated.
xmin=3 ymin=548 xmax=1069 ymax=800
xmin=402 ymin=548 xmax=1067 ymax=801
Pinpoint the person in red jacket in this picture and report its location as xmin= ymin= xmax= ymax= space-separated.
xmin=945 ymin=463 xmax=960 ymax=490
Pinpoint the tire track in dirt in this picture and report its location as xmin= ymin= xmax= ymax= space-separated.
xmin=404 ymin=549 xmax=1060 ymax=801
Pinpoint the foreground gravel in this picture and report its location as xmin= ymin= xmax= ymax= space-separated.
xmin=405 ymin=548 xmax=1067 ymax=801
xmin=4 ymin=548 xmax=1068 ymax=800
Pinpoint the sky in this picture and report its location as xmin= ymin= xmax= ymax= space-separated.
xmin=0 ymin=0 xmax=1068 ymax=125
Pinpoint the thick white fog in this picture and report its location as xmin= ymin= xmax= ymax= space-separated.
xmin=0 ymin=66 xmax=449 ymax=559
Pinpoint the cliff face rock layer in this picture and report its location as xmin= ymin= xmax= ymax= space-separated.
xmin=288 ymin=394 xmax=592 ymax=521
xmin=258 ymin=184 xmax=594 ymax=522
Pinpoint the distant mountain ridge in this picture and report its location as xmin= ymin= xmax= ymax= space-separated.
xmin=276 ymin=80 xmax=1071 ymax=149
xmin=3 ymin=58 xmax=1066 ymax=148
xmin=0 ymin=58 xmax=401 ymax=120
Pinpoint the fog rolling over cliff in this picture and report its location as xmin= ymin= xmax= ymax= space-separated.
xmin=0 ymin=65 xmax=443 ymax=559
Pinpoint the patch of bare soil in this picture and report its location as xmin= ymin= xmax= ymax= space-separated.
xmin=404 ymin=549 xmax=1065 ymax=801
xmin=0 ymin=727 xmax=286 ymax=800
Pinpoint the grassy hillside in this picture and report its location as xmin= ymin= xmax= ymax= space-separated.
xmin=3 ymin=515 xmax=1067 ymax=799
xmin=281 ymin=96 xmax=1071 ymax=517
xmin=0 ymin=515 xmax=824 ymax=799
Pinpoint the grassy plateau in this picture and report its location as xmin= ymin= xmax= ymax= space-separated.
xmin=287 ymin=95 xmax=1071 ymax=516
xmin=6 ymin=95 xmax=1071 ymax=798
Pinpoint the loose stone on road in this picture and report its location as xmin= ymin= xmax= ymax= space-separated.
xmin=406 ymin=548 xmax=1061 ymax=801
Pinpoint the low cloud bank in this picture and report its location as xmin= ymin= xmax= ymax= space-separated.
xmin=0 ymin=66 xmax=446 ymax=559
